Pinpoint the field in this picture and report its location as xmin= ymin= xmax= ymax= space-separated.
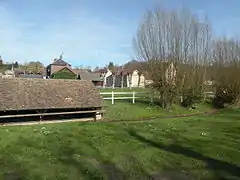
xmin=103 ymin=101 xmax=213 ymax=121
xmin=101 ymin=87 xmax=213 ymax=121
xmin=0 ymin=100 xmax=239 ymax=180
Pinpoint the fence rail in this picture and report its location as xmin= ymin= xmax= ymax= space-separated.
xmin=100 ymin=91 xmax=215 ymax=105
xmin=100 ymin=91 xmax=140 ymax=104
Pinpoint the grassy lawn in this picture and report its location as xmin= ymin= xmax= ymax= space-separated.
xmin=0 ymin=109 xmax=239 ymax=179
xmin=100 ymin=88 xmax=214 ymax=121
xmin=103 ymin=100 xmax=213 ymax=121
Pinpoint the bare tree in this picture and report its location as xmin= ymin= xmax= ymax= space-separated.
xmin=211 ymin=38 xmax=240 ymax=108
xmin=134 ymin=8 xmax=211 ymax=109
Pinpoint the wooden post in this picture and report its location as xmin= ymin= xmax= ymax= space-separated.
xmin=112 ymin=91 xmax=114 ymax=104
xmin=132 ymin=91 xmax=135 ymax=104
xmin=94 ymin=112 xmax=102 ymax=121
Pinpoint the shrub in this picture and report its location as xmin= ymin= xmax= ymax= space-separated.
xmin=213 ymin=84 xmax=240 ymax=108
xmin=181 ymin=87 xmax=204 ymax=108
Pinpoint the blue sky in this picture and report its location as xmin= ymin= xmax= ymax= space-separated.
xmin=0 ymin=0 xmax=240 ymax=67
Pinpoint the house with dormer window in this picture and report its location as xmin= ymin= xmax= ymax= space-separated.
xmin=46 ymin=54 xmax=73 ymax=79
xmin=46 ymin=54 xmax=104 ymax=85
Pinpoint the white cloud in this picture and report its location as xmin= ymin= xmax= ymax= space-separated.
xmin=0 ymin=4 xmax=134 ymax=67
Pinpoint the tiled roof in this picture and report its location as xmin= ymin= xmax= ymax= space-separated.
xmin=51 ymin=59 xmax=70 ymax=66
xmin=73 ymin=69 xmax=103 ymax=81
xmin=0 ymin=78 xmax=103 ymax=111
xmin=79 ymin=72 xmax=103 ymax=81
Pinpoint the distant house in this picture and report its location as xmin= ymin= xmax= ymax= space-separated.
xmin=131 ymin=70 xmax=145 ymax=87
xmin=102 ymin=68 xmax=127 ymax=88
xmin=98 ymin=60 xmax=147 ymax=88
xmin=100 ymin=61 xmax=178 ymax=88
xmin=46 ymin=55 xmax=72 ymax=79
xmin=103 ymin=68 xmax=145 ymax=88
xmin=46 ymin=55 xmax=104 ymax=86
xmin=73 ymin=69 xmax=103 ymax=86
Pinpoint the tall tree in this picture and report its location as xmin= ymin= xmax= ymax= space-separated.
xmin=134 ymin=8 xmax=211 ymax=109
xmin=211 ymin=38 xmax=240 ymax=108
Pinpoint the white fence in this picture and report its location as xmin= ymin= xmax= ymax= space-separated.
xmin=100 ymin=91 xmax=139 ymax=104
xmin=100 ymin=91 xmax=215 ymax=105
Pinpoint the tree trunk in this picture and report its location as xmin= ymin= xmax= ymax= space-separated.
xmin=138 ymin=73 xmax=141 ymax=87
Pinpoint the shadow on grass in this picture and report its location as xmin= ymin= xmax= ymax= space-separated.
xmin=127 ymin=129 xmax=240 ymax=180
xmin=56 ymin=139 xmax=159 ymax=180
xmin=0 ymin=157 xmax=38 ymax=180
xmin=56 ymin=141 xmax=129 ymax=180
xmin=11 ymin=133 xmax=153 ymax=180
xmin=56 ymin=136 xmax=193 ymax=180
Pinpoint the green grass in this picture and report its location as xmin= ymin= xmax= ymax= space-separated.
xmin=100 ymin=88 xmax=214 ymax=122
xmin=0 ymin=109 xmax=239 ymax=179
xmin=100 ymin=88 xmax=214 ymax=121
xmin=103 ymin=100 xmax=213 ymax=121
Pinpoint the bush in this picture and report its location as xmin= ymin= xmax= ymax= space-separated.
xmin=213 ymin=85 xmax=240 ymax=108
xmin=181 ymin=87 xmax=204 ymax=108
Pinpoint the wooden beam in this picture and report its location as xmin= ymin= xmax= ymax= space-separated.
xmin=0 ymin=110 xmax=105 ymax=119
xmin=2 ymin=118 xmax=95 ymax=126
